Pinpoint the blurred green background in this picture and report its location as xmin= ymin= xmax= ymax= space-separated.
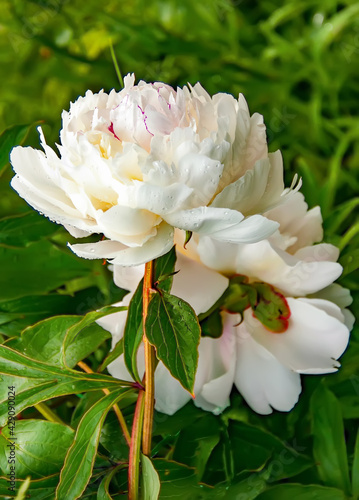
xmin=0 ymin=1 xmax=358 ymax=497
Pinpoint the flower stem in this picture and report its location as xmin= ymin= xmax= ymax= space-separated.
xmin=142 ymin=260 xmax=155 ymax=456
xmin=77 ymin=360 xmax=131 ymax=447
xmin=128 ymin=389 xmax=145 ymax=500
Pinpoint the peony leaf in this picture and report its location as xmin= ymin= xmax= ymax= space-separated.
xmin=0 ymin=474 xmax=59 ymax=498
xmin=0 ymin=420 xmax=74 ymax=479
xmin=255 ymin=484 xmax=346 ymax=500
xmin=173 ymin=414 xmax=221 ymax=480
xmin=145 ymin=289 xmax=200 ymax=394
xmin=228 ymin=420 xmax=313 ymax=481
xmin=310 ymin=384 xmax=351 ymax=495
xmin=0 ymin=211 xmax=58 ymax=247
xmin=7 ymin=306 xmax=126 ymax=368
xmin=55 ymin=388 xmax=132 ymax=500
xmin=97 ymin=337 xmax=124 ymax=373
xmin=0 ymin=240 xmax=93 ymax=301
xmin=60 ymin=306 xmax=126 ymax=366
xmin=123 ymin=246 xmax=177 ymax=383
xmin=141 ymin=454 xmax=161 ymax=500
xmin=97 ymin=464 xmax=124 ymax=500
xmin=0 ymin=345 xmax=131 ymax=426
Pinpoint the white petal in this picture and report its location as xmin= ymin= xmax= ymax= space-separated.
xmin=298 ymin=298 xmax=345 ymax=323
xmin=97 ymin=205 xmax=160 ymax=244
xmin=154 ymin=363 xmax=191 ymax=415
xmin=165 ymin=207 xmax=278 ymax=244
xmin=96 ymin=294 xmax=131 ymax=346
xmin=193 ymin=315 xmax=237 ymax=414
xmin=63 ymin=224 xmax=92 ymax=238
xmin=172 ymin=253 xmax=229 ymax=315
xmin=69 ymin=222 xmax=174 ymax=266
xmin=245 ymin=298 xmax=350 ymax=374
xmin=134 ymin=181 xmax=193 ymax=215
xmin=212 ymin=152 xmax=284 ymax=215
xmin=112 ymin=265 xmax=144 ymax=292
xmin=294 ymin=243 xmax=340 ymax=263
xmin=313 ymin=283 xmax=353 ymax=309
xmin=235 ymin=326 xmax=302 ymax=414
xmin=265 ymin=193 xmax=323 ymax=252
xmin=197 ymin=238 xmax=342 ymax=295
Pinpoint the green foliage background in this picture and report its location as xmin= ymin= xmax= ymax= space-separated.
xmin=0 ymin=0 xmax=358 ymax=498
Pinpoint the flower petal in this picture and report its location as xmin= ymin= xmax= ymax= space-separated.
xmin=193 ymin=315 xmax=237 ymax=414
xmin=197 ymin=238 xmax=343 ymax=296
xmin=165 ymin=207 xmax=278 ymax=244
xmin=154 ymin=363 xmax=192 ymax=415
xmin=245 ymin=297 xmax=350 ymax=374
xmin=172 ymin=253 xmax=229 ymax=315
xmin=69 ymin=222 xmax=174 ymax=266
xmin=97 ymin=205 xmax=160 ymax=245
xmin=235 ymin=324 xmax=301 ymax=414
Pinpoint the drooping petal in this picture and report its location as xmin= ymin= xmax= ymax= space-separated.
xmin=69 ymin=222 xmax=174 ymax=266
xmin=165 ymin=207 xmax=278 ymax=244
xmin=234 ymin=325 xmax=302 ymax=414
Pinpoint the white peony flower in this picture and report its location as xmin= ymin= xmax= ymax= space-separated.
xmin=99 ymin=185 xmax=352 ymax=415
xmin=10 ymin=74 xmax=282 ymax=267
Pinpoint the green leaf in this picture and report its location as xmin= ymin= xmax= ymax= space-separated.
xmin=0 ymin=211 xmax=58 ymax=247
xmin=173 ymin=415 xmax=221 ymax=480
xmin=228 ymin=421 xmax=313 ymax=481
xmin=123 ymin=246 xmax=177 ymax=383
xmin=310 ymin=384 xmax=351 ymax=495
xmin=10 ymin=314 xmax=111 ymax=368
xmin=0 ymin=345 xmax=131 ymax=425
xmin=146 ymin=290 xmax=201 ymax=394
xmin=256 ymin=484 xmax=346 ymax=500
xmin=155 ymin=460 xmax=214 ymax=499
xmin=123 ymin=281 xmax=144 ymax=383
xmin=153 ymin=246 xmax=177 ymax=293
xmin=60 ymin=306 xmax=126 ymax=366
xmin=0 ymin=420 xmax=74 ymax=479
xmin=97 ymin=465 xmax=124 ymax=500
xmin=0 ymin=240 xmax=93 ymax=301
xmin=0 ymin=123 xmax=34 ymax=174
xmin=142 ymin=454 xmax=161 ymax=500
xmin=98 ymin=338 xmax=124 ymax=373
xmin=0 ymin=474 xmax=59 ymax=499
xmin=0 ymin=294 xmax=81 ymax=337
xmin=352 ymin=429 xmax=359 ymax=498
xmin=55 ymin=387 xmax=132 ymax=500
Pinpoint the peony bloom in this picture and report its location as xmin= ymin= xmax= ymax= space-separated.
xmin=98 ymin=184 xmax=353 ymax=415
xmin=10 ymin=74 xmax=284 ymax=266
